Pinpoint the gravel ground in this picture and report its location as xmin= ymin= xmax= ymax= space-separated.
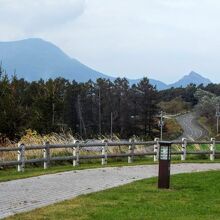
xmin=0 ymin=163 xmax=220 ymax=219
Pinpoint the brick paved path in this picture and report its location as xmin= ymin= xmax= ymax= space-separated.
xmin=1 ymin=163 xmax=220 ymax=219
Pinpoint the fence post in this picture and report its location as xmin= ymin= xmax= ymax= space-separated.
xmin=43 ymin=141 xmax=50 ymax=169
xmin=73 ymin=140 xmax=80 ymax=166
xmin=128 ymin=138 xmax=134 ymax=163
xmin=101 ymin=140 xmax=108 ymax=165
xmin=17 ymin=143 xmax=25 ymax=172
xmin=181 ymin=138 xmax=187 ymax=161
xmin=210 ymin=138 xmax=215 ymax=161
xmin=154 ymin=138 xmax=159 ymax=162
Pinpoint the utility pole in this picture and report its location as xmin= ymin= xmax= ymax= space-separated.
xmin=159 ymin=111 xmax=164 ymax=140
xmin=110 ymin=112 xmax=113 ymax=139
xmin=52 ymin=103 xmax=55 ymax=126
xmin=77 ymin=95 xmax=87 ymax=137
xmin=98 ymin=87 xmax=102 ymax=136
xmin=216 ymin=104 xmax=220 ymax=135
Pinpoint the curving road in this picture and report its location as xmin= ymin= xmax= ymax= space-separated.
xmin=176 ymin=112 xmax=209 ymax=141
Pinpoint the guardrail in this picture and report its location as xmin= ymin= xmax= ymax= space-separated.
xmin=0 ymin=138 xmax=220 ymax=172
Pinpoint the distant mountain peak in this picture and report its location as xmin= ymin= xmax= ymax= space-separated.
xmin=2 ymin=38 xmax=50 ymax=45
xmin=168 ymin=71 xmax=211 ymax=88
xmin=0 ymin=38 xmax=112 ymax=82
xmin=0 ymin=38 xmax=212 ymax=90
xmin=19 ymin=37 xmax=44 ymax=42
xmin=188 ymin=71 xmax=200 ymax=76
xmin=186 ymin=70 xmax=207 ymax=79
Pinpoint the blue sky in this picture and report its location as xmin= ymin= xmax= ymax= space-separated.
xmin=0 ymin=0 xmax=219 ymax=83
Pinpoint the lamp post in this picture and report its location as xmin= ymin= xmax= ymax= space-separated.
xmin=158 ymin=141 xmax=171 ymax=189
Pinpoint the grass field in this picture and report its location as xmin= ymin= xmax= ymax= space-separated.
xmin=5 ymin=171 xmax=220 ymax=220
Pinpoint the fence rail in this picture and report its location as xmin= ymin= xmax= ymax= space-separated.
xmin=0 ymin=138 xmax=220 ymax=172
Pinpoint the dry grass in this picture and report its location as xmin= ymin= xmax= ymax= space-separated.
xmin=0 ymin=130 xmax=144 ymax=162
xmin=0 ymin=129 xmax=78 ymax=161
xmin=1 ymin=128 xmax=209 ymax=164
xmin=0 ymin=136 xmax=16 ymax=162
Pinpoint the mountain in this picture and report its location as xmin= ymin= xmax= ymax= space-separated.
xmin=0 ymin=38 xmax=113 ymax=82
xmin=168 ymin=71 xmax=211 ymax=88
xmin=129 ymin=78 xmax=168 ymax=90
xmin=0 ymin=38 xmax=212 ymax=90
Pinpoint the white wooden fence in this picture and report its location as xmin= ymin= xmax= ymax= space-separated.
xmin=0 ymin=138 xmax=219 ymax=172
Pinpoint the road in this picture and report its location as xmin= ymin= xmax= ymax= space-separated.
xmin=175 ymin=112 xmax=209 ymax=141
xmin=0 ymin=163 xmax=220 ymax=219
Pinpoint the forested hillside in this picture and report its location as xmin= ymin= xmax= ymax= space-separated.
xmin=0 ymin=66 xmax=159 ymax=140
xmin=1 ymin=62 xmax=219 ymax=142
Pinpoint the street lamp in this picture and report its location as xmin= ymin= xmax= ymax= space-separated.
xmin=158 ymin=141 xmax=171 ymax=189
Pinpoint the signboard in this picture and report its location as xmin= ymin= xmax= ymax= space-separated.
xmin=216 ymin=112 xmax=220 ymax=117
xmin=160 ymin=146 xmax=170 ymax=160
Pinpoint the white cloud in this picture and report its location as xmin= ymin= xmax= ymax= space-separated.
xmin=0 ymin=0 xmax=220 ymax=83
xmin=0 ymin=0 xmax=86 ymax=34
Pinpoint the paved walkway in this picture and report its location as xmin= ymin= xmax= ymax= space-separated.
xmin=1 ymin=163 xmax=220 ymax=219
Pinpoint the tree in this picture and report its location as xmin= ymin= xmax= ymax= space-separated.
xmin=194 ymin=89 xmax=220 ymax=120
xmin=0 ymin=71 xmax=160 ymax=140
xmin=136 ymin=77 xmax=158 ymax=137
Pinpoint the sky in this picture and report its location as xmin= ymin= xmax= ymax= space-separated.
xmin=0 ymin=0 xmax=220 ymax=83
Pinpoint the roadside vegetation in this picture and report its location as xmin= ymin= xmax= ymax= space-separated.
xmin=163 ymin=117 xmax=183 ymax=140
xmin=0 ymin=129 xmax=162 ymax=162
xmin=194 ymin=89 xmax=220 ymax=139
xmin=6 ymin=171 xmax=220 ymax=220
xmin=198 ymin=116 xmax=214 ymax=137
xmin=158 ymin=97 xmax=191 ymax=114
xmin=158 ymin=84 xmax=220 ymax=141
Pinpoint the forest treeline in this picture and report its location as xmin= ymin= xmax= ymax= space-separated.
xmin=0 ymin=65 xmax=219 ymax=140
xmin=0 ymin=69 xmax=159 ymax=140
